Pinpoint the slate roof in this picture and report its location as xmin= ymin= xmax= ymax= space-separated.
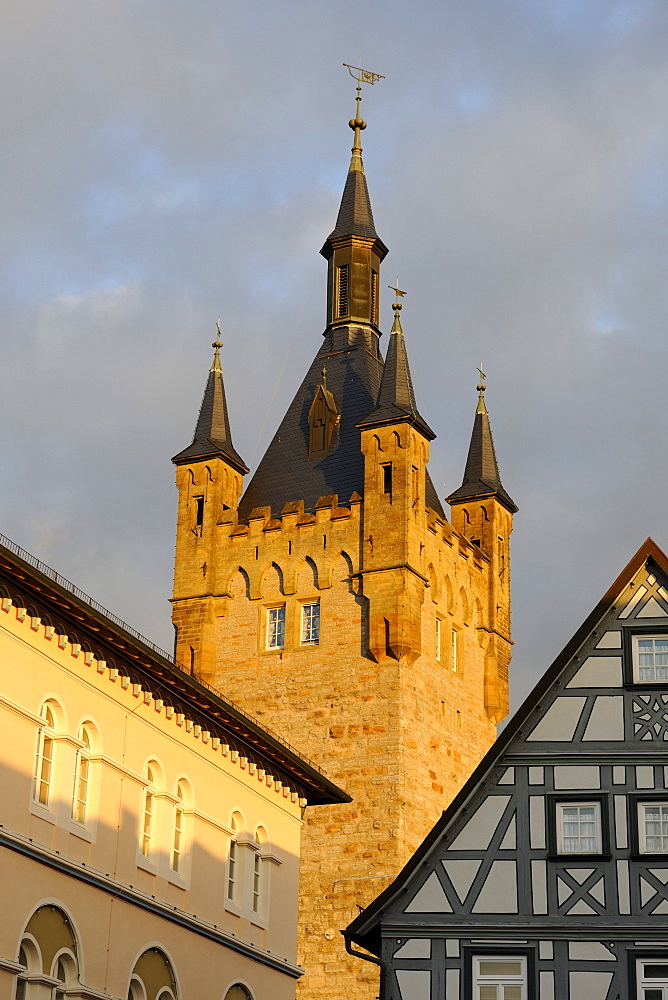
xmin=446 ymin=391 xmax=517 ymax=513
xmin=324 ymin=168 xmax=384 ymax=246
xmin=172 ymin=355 xmax=249 ymax=474
xmin=357 ymin=313 xmax=435 ymax=441
xmin=345 ymin=536 xmax=668 ymax=952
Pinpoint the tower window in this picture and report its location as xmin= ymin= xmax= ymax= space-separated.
xmin=194 ymin=497 xmax=204 ymax=528
xmin=382 ymin=463 xmax=392 ymax=495
xmin=336 ymin=264 xmax=349 ymax=318
xmin=371 ymin=269 xmax=378 ymax=323
xmin=301 ymin=602 xmax=320 ymax=645
xmin=452 ymin=627 xmax=459 ymax=672
xmin=435 ymin=617 xmax=442 ymax=662
xmin=267 ymin=606 xmax=286 ymax=649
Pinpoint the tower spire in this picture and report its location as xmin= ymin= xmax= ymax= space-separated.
xmin=357 ymin=286 xmax=435 ymax=440
xmin=172 ymin=324 xmax=249 ymax=474
xmin=446 ymin=369 xmax=517 ymax=513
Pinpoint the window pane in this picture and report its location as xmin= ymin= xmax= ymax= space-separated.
xmin=302 ymin=603 xmax=320 ymax=645
xmin=479 ymin=961 xmax=523 ymax=977
xmin=479 ymin=989 xmax=497 ymax=1000
xmin=268 ymin=607 xmax=285 ymax=648
xmin=504 ymin=989 xmax=522 ymax=1000
xmin=644 ymin=965 xmax=668 ymax=979
xmin=643 ymin=991 xmax=663 ymax=999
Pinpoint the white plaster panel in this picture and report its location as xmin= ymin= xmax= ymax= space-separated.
xmin=529 ymin=766 xmax=544 ymax=784
xmin=619 ymin=586 xmax=647 ymax=619
xmin=445 ymin=969 xmax=458 ymax=998
xmin=636 ymin=765 xmax=655 ymax=789
xmin=568 ymin=941 xmax=615 ymax=961
xmin=566 ymin=656 xmax=622 ymax=688
xmin=500 ymin=815 xmax=516 ymax=849
xmin=583 ymin=696 xmax=624 ymax=741
xmin=648 ymin=869 xmax=668 ymax=884
xmin=498 ymin=767 xmax=514 ymax=785
xmin=539 ymin=970 xmax=554 ymax=1000
xmin=441 ymin=859 xmax=481 ymax=904
xmin=569 ymin=972 xmax=613 ymax=1000
xmin=637 ymin=597 xmax=667 ymax=618
xmin=613 ymin=765 xmax=626 ymax=785
xmin=554 ymin=765 xmax=600 ymax=789
xmin=446 ymin=939 xmax=459 ymax=957
xmin=568 ymin=898 xmax=596 ymax=915
xmin=531 ymin=859 xmax=547 ymax=914
xmin=615 ymin=795 xmax=628 ymax=848
xmin=530 ymin=795 xmax=546 ymax=849
xmin=471 ymin=860 xmax=517 ymax=913
xmin=526 ymin=697 xmax=586 ymax=742
xmin=448 ymin=795 xmax=510 ymax=850
xmin=539 ymin=941 xmax=553 ymax=960
xmin=405 ymin=871 xmax=451 ymax=913
xmin=566 ymin=868 xmax=595 ymax=884
xmin=617 ymin=859 xmax=630 ymax=914
xmin=397 ymin=970 xmax=430 ymax=1000
xmin=640 ymin=877 xmax=656 ymax=907
xmin=653 ymin=899 xmax=668 ymax=914
xmin=589 ymin=877 xmax=605 ymax=906
xmin=394 ymin=939 xmax=430 ymax=959
xmin=596 ymin=630 xmax=621 ymax=648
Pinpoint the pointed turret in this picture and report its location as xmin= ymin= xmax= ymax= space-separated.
xmin=446 ymin=377 xmax=517 ymax=514
xmin=357 ymin=291 xmax=435 ymax=441
xmin=172 ymin=335 xmax=248 ymax=474
xmin=319 ymin=80 xmax=388 ymax=333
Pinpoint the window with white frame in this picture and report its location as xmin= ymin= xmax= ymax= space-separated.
xmin=473 ymin=956 xmax=526 ymax=999
xmin=139 ymin=763 xmax=156 ymax=858
xmin=301 ymin=601 xmax=320 ymax=645
xmin=639 ymin=802 xmax=668 ymax=854
xmin=170 ymin=781 xmax=185 ymax=873
xmin=556 ymin=801 xmax=601 ymax=854
xmin=435 ymin=617 xmax=442 ymax=662
xmin=34 ymin=702 xmax=56 ymax=806
xmin=227 ymin=815 xmax=239 ymax=901
xmin=637 ymin=958 xmax=668 ymax=998
xmin=266 ymin=606 xmax=285 ymax=649
xmin=634 ymin=636 xmax=668 ymax=682
xmin=72 ymin=723 xmax=92 ymax=824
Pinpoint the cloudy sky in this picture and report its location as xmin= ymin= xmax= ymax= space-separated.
xmin=2 ymin=0 xmax=668 ymax=713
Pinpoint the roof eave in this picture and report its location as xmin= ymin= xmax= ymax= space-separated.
xmin=356 ymin=411 xmax=436 ymax=441
xmin=171 ymin=446 xmax=250 ymax=476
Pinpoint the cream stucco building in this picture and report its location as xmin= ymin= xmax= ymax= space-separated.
xmin=0 ymin=533 xmax=348 ymax=1000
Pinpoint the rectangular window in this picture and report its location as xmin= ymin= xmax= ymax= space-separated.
xmin=435 ymin=617 xmax=442 ymax=662
xmin=382 ymin=463 xmax=392 ymax=495
xmin=337 ymin=264 xmax=349 ymax=318
xmin=267 ymin=606 xmax=286 ymax=649
xmin=301 ymin=602 xmax=320 ymax=645
xmin=473 ymin=956 xmax=526 ymax=999
xmin=635 ymin=635 xmax=668 ymax=682
xmin=637 ymin=958 xmax=668 ymax=998
xmin=556 ymin=801 xmax=601 ymax=854
xmin=640 ymin=802 xmax=668 ymax=854
xmin=452 ymin=627 xmax=459 ymax=672
xmin=370 ymin=269 xmax=378 ymax=323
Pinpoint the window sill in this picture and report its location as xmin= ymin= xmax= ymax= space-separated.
xmin=548 ymin=854 xmax=611 ymax=863
xmin=136 ymin=855 xmax=158 ymax=875
xmin=30 ymin=801 xmax=56 ymax=825
xmin=224 ymin=899 xmax=243 ymax=917
xmin=631 ymin=852 xmax=668 ymax=862
xmin=69 ymin=821 xmax=94 ymax=844
xmin=250 ymin=914 xmax=268 ymax=930
xmin=167 ymin=871 xmax=189 ymax=890
xmin=261 ymin=648 xmax=285 ymax=656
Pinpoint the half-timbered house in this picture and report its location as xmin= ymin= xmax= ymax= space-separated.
xmin=346 ymin=538 xmax=668 ymax=1000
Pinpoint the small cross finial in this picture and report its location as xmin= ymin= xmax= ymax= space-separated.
xmin=321 ymin=366 xmax=328 ymax=386
xmin=211 ymin=318 xmax=223 ymax=372
xmin=476 ymin=361 xmax=488 ymax=413
xmin=388 ymin=279 xmax=406 ymax=333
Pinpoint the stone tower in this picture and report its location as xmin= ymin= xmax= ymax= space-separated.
xmin=171 ymin=97 xmax=517 ymax=1000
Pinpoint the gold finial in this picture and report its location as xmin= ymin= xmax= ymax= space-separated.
xmin=388 ymin=279 xmax=406 ymax=333
xmin=321 ymin=365 xmax=328 ymax=387
xmin=476 ymin=361 xmax=487 ymax=414
xmin=211 ymin=318 xmax=223 ymax=372
xmin=342 ymin=63 xmax=385 ymax=173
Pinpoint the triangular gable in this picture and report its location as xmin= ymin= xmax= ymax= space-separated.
xmin=347 ymin=538 xmax=668 ymax=954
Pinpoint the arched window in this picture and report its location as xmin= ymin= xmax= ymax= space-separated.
xmin=53 ymin=952 xmax=77 ymax=998
xmin=14 ymin=944 xmax=28 ymax=1000
xmin=128 ymin=980 xmax=146 ymax=1000
xmin=129 ymin=948 xmax=177 ymax=1000
xmin=224 ymin=986 xmax=253 ymax=1000
xmin=252 ymin=827 xmax=267 ymax=916
xmin=227 ymin=815 xmax=239 ymax=901
xmin=140 ymin=763 xmax=157 ymax=858
xmin=171 ymin=781 xmax=185 ymax=873
xmin=34 ymin=702 xmax=56 ymax=806
xmin=72 ymin=723 xmax=92 ymax=824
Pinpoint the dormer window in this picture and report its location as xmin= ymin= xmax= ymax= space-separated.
xmin=308 ymin=378 xmax=339 ymax=461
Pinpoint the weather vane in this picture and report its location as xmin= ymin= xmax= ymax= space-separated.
xmin=342 ymin=63 xmax=385 ymax=154
xmin=477 ymin=361 xmax=486 ymax=384
xmin=343 ymin=63 xmax=385 ymax=87
xmin=388 ymin=279 xmax=406 ymax=309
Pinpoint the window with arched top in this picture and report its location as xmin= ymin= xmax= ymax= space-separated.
xmin=14 ymin=944 xmax=28 ymax=1000
xmin=224 ymin=985 xmax=254 ymax=1000
xmin=72 ymin=723 xmax=93 ymax=824
xmin=129 ymin=948 xmax=177 ymax=1000
xmin=53 ymin=952 xmax=77 ymax=998
xmin=140 ymin=762 xmax=157 ymax=858
xmin=171 ymin=781 xmax=185 ymax=873
xmin=252 ymin=828 xmax=265 ymax=915
xmin=227 ymin=814 xmax=240 ymax=902
xmin=33 ymin=702 xmax=56 ymax=806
